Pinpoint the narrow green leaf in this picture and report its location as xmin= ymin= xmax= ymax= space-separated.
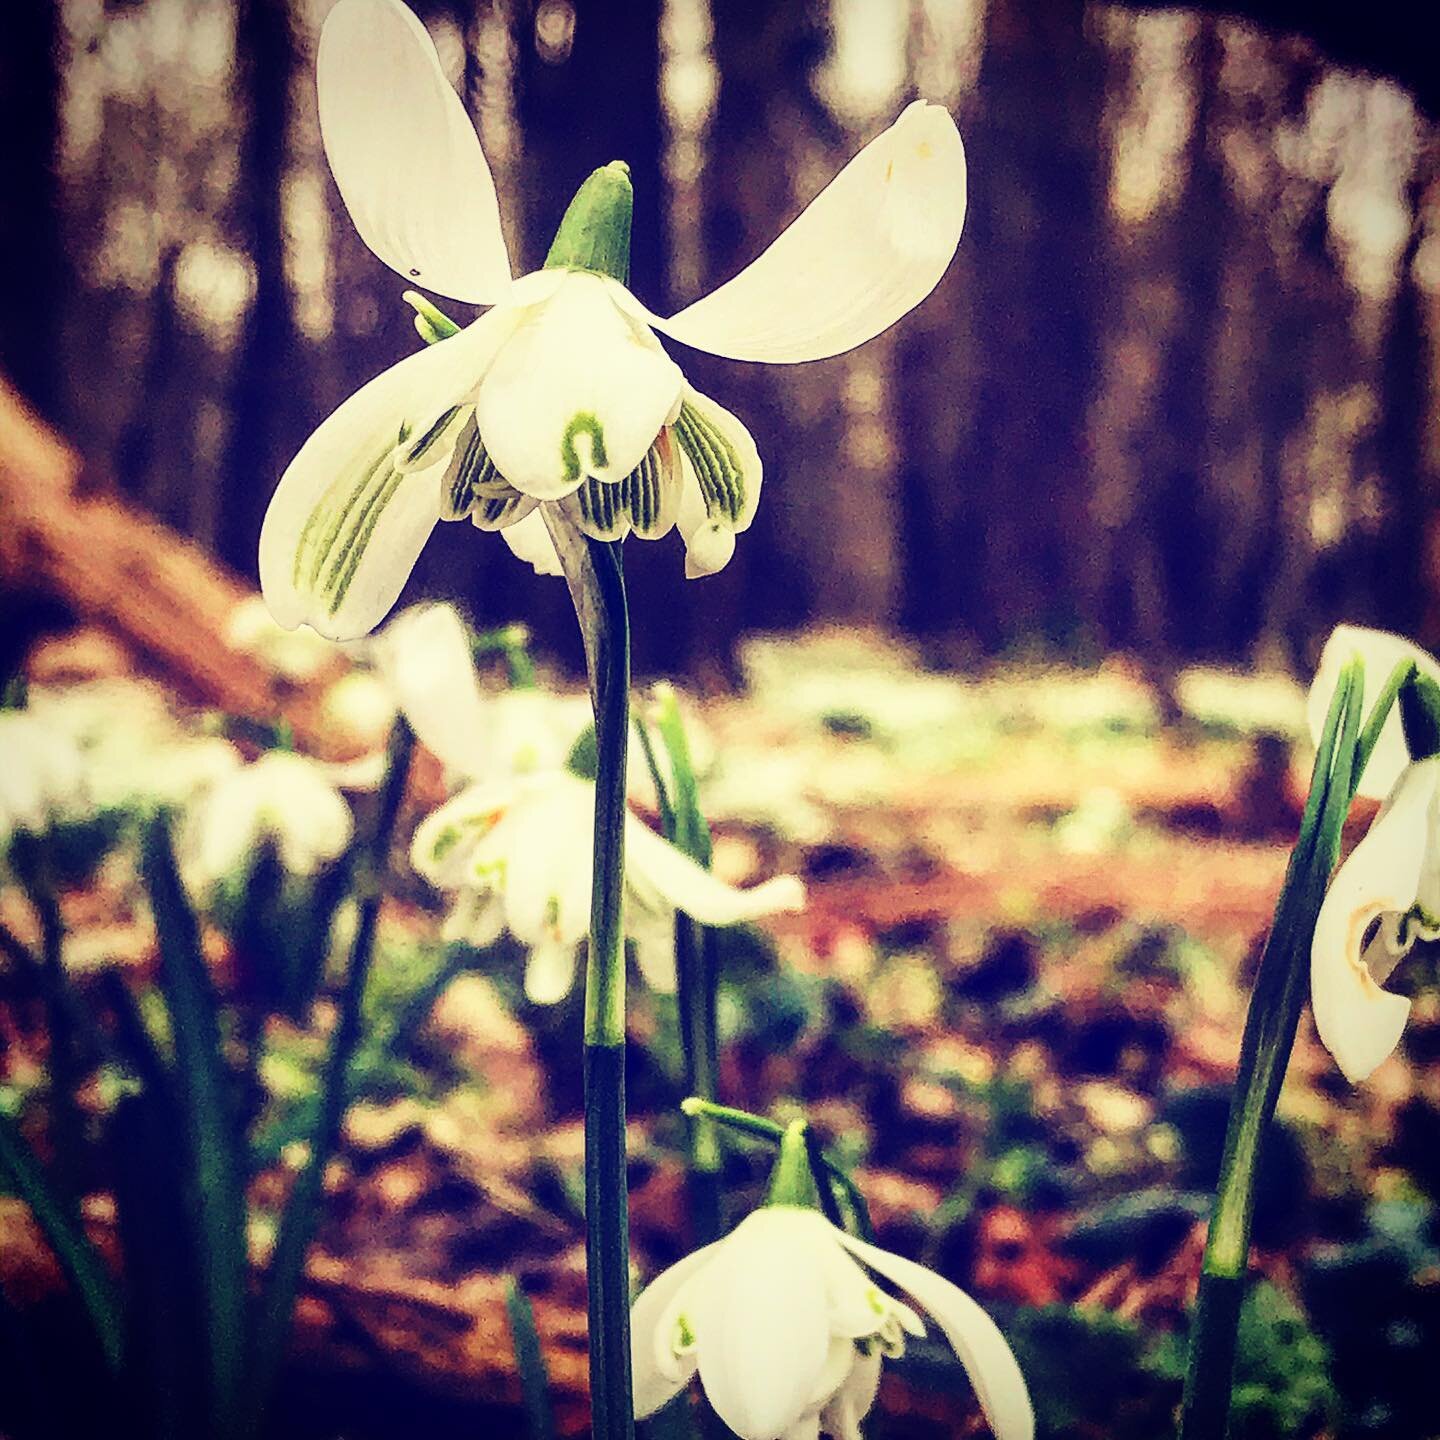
xmin=141 ymin=812 xmax=248 ymax=1435
xmin=0 ymin=1105 xmax=123 ymax=1373
xmin=505 ymin=1278 xmax=557 ymax=1440
xmin=248 ymin=719 xmax=415 ymax=1428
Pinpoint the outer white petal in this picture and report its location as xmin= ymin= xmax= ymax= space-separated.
xmin=410 ymin=777 xmax=519 ymax=887
xmin=692 ymin=1210 xmax=834 ymax=1439
xmin=523 ymin=935 xmax=579 ymax=1005
xmin=651 ymin=101 xmax=965 ymax=363
xmin=628 ymin=903 xmax=678 ymax=993
xmin=1310 ymin=757 xmax=1439 ymax=1082
xmin=624 ymin=815 xmax=806 ymax=926
xmin=836 ymin=1232 xmax=1035 ymax=1440
xmin=260 ymin=314 xmax=509 ymax=641
xmin=483 ymin=775 xmax=593 ymax=945
xmin=677 ymin=466 xmax=738 ymax=579
xmin=250 ymin=752 xmax=355 ymax=874
xmin=1308 ymin=625 xmax=1440 ymax=801
xmin=817 ymin=1347 xmax=883 ymax=1440
xmin=317 ymin=0 xmax=510 ymax=302
xmin=374 ymin=603 xmax=489 ymax=775
xmin=499 ymin=507 xmax=565 ymax=577
xmin=631 ymin=1243 xmax=724 ymax=1418
xmin=474 ymin=273 xmax=685 ymax=500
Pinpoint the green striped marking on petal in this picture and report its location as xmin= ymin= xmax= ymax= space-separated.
xmin=573 ymin=434 xmax=680 ymax=541
xmin=575 ymin=475 xmax=628 ymax=540
xmin=560 ymin=411 xmax=608 ymax=484
xmin=471 ymin=491 xmax=537 ymax=532
xmin=673 ymin=400 xmax=744 ymax=524
xmin=293 ymin=446 xmax=406 ymax=620
xmin=395 ymin=404 xmax=466 ymax=472
xmin=442 ymin=417 xmax=511 ymax=520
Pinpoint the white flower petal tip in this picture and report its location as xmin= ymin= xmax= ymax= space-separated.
xmin=652 ymin=99 xmax=966 ymax=364
xmin=835 ymin=1231 xmax=1035 ymax=1440
xmin=1310 ymin=757 xmax=1440 ymax=1083
xmin=499 ymin=507 xmax=566 ymax=576
xmin=474 ymin=273 xmax=685 ymax=500
xmin=1308 ymin=625 xmax=1440 ymax=801
xmin=318 ymin=0 xmax=510 ymax=302
xmin=684 ymin=524 xmax=737 ymax=579
xmin=260 ymin=316 xmax=505 ymax=641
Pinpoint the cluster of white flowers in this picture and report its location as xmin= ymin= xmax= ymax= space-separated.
xmin=385 ymin=603 xmax=805 ymax=1004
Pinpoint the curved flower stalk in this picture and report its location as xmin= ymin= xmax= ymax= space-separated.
xmin=631 ymin=1199 xmax=1033 ymax=1440
xmin=1308 ymin=626 xmax=1440 ymax=1082
xmin=412 ymin=769 xmax=804 ymax=1004
xmin=260 ymin=0 xmax=968 ymax=641
xmin=181 ymin=750 xmax=356 ymax=893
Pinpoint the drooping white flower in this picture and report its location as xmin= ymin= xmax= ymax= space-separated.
xmin=411 ymin=769 xmax=804 ymax=1004
xmin=182 ymin=750 xmax=355 ymax=891
xmin=260 ymin=0 xmax=967 ymax=640
xmin=630 ymin=1206 xmax=1034 ymax=1440
xmin=1307 ymin=623 xmax=1440 ymax=801
xmin=0 ymin=709 xmax=88 ymax=843
xmin=1307 ymin=626 xmax=1440 ymax=1083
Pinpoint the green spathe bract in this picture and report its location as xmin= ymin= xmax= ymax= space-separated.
xmin=544 ymin=161 xmax=634 ymax=286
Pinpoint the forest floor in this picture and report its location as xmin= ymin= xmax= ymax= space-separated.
xmin=2 ymin=627 xmax=1437 ymax=1440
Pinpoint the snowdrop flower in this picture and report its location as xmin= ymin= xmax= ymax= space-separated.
xmin=1308 ymin=626 xmax=1440 ymax=1082
xmin=630 ymin=1183 xmax=1033 ymax=1439
xmin=260 ymin=0 xmax=966 ymax=640
xmin=183 ymin=750 xmax=355 ymax=892
xmin=411 ymin=768 xmax=804 ymax=1004
xmin=0 ymin=710 xmax=87 ymax=843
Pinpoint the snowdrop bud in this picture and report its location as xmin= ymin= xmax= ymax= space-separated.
xmin=543 ymin=160 xmax=634 ymax=284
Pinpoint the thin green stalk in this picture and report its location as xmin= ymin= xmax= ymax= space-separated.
xmin=505 ymin=1278 xmax=558 ymax=1440
xmin=650 ymin=689 xmax=722 ymax=1243
xmin=248 ymin=718 xmax=415 ymax=1426
xmin=141 ymin=814 xmax=249 ymax=1435
xmin=1180 ymin=656 xmax=1364 ymax=1440
xmin=679 ymin=1099 xmax=874 ymax=1240
xmin=0 ymin=1104 xmax=124 ymax=1372
xmin=1352 ymin=658 xmax=1416 ymax=799
xmin=546 ymin=511 xmax=635 ymax=1440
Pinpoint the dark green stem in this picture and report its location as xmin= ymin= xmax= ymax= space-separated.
xmin=1179 ymin=656 xmax=1363 ymax=1440
xmin=548 ymin=513 xmax=634 ymax=1440
xmin=247 ymin=718 xmax=415 ymax=1428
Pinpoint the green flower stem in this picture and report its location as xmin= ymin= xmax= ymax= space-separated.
xmin=1179 ymin=655 xmax=1364 ymax=1440
xmin=248 ymin=717 xmax=415 ymax=1429
xmin=547 ymin=512 xmax=634 ymax=1440
xmin=506 ymin=1277 xmax=558 ymax=1440
xmin=0 ymin=1104 xmax=124 ymax=1372
xmin=679 ymin=1099 xmax=874 ymax=1240
xmin=650 ymin=687 xmax=723 ymax=1244
xmin=1352 ymin=659 xmax=1416 ymax=798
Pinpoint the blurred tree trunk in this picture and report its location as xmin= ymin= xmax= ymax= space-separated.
xmin=681 ymin=0 xmax=843 ymax=673
xmin=0 ymin=2 xmax=64 ymax=422
xmin=902 ymin=0 xmax=1108 ymax=654
xmin=220 ymin=0 xmax=305 ymax=572
xmin=1368 ymin=160 xmax=1434 ymax=641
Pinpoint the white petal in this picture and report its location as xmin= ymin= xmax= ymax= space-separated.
xmin=317 ymin=0 xmax=510 ymax=302
xmin=499 ymin=507 xmax=565 ymax=577
xmin=523 ymin=935 xmax=580 ymax=1004
xmin=836 ymin=1232 xmax=1035 ymax=1440
xmin=1308 ymin=625 xmax=1440 ymax=801
xmin=631 ymin=1243 xmax=723 ymax=1418
xmin=1311 ymin=757 xmax=1439 ymax=1082
xmin=672 ymin=385 xmax=763 ymax=580
xmin=483 ymin=775 xmax=593 ymax=945
xmin=625 ymin=815 xmax=805 ymax=926
xmin=628 ymin=904 xmax=678 ymax=993
xmin=692 ymin=1210 xmax=834 ymax=1439
xmin=474 ymin=272 xmax=684 ymax=500
xmin=678 ymin=471 xmax=738 ymax=579
xmin=817 ymin=1348 xmax=883 ymax=1440
xmin=440 ymin=889 xmax=505 ymax=948
xmin=651 ymin=102 xmax=965 ymax=363
xmin=374 ymin=603 xmax=489 ymax=776
xmin=409 ymin=777 xmax=519 ymax=887
xmin=260 ymin=315 xmax=508 ymax=641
